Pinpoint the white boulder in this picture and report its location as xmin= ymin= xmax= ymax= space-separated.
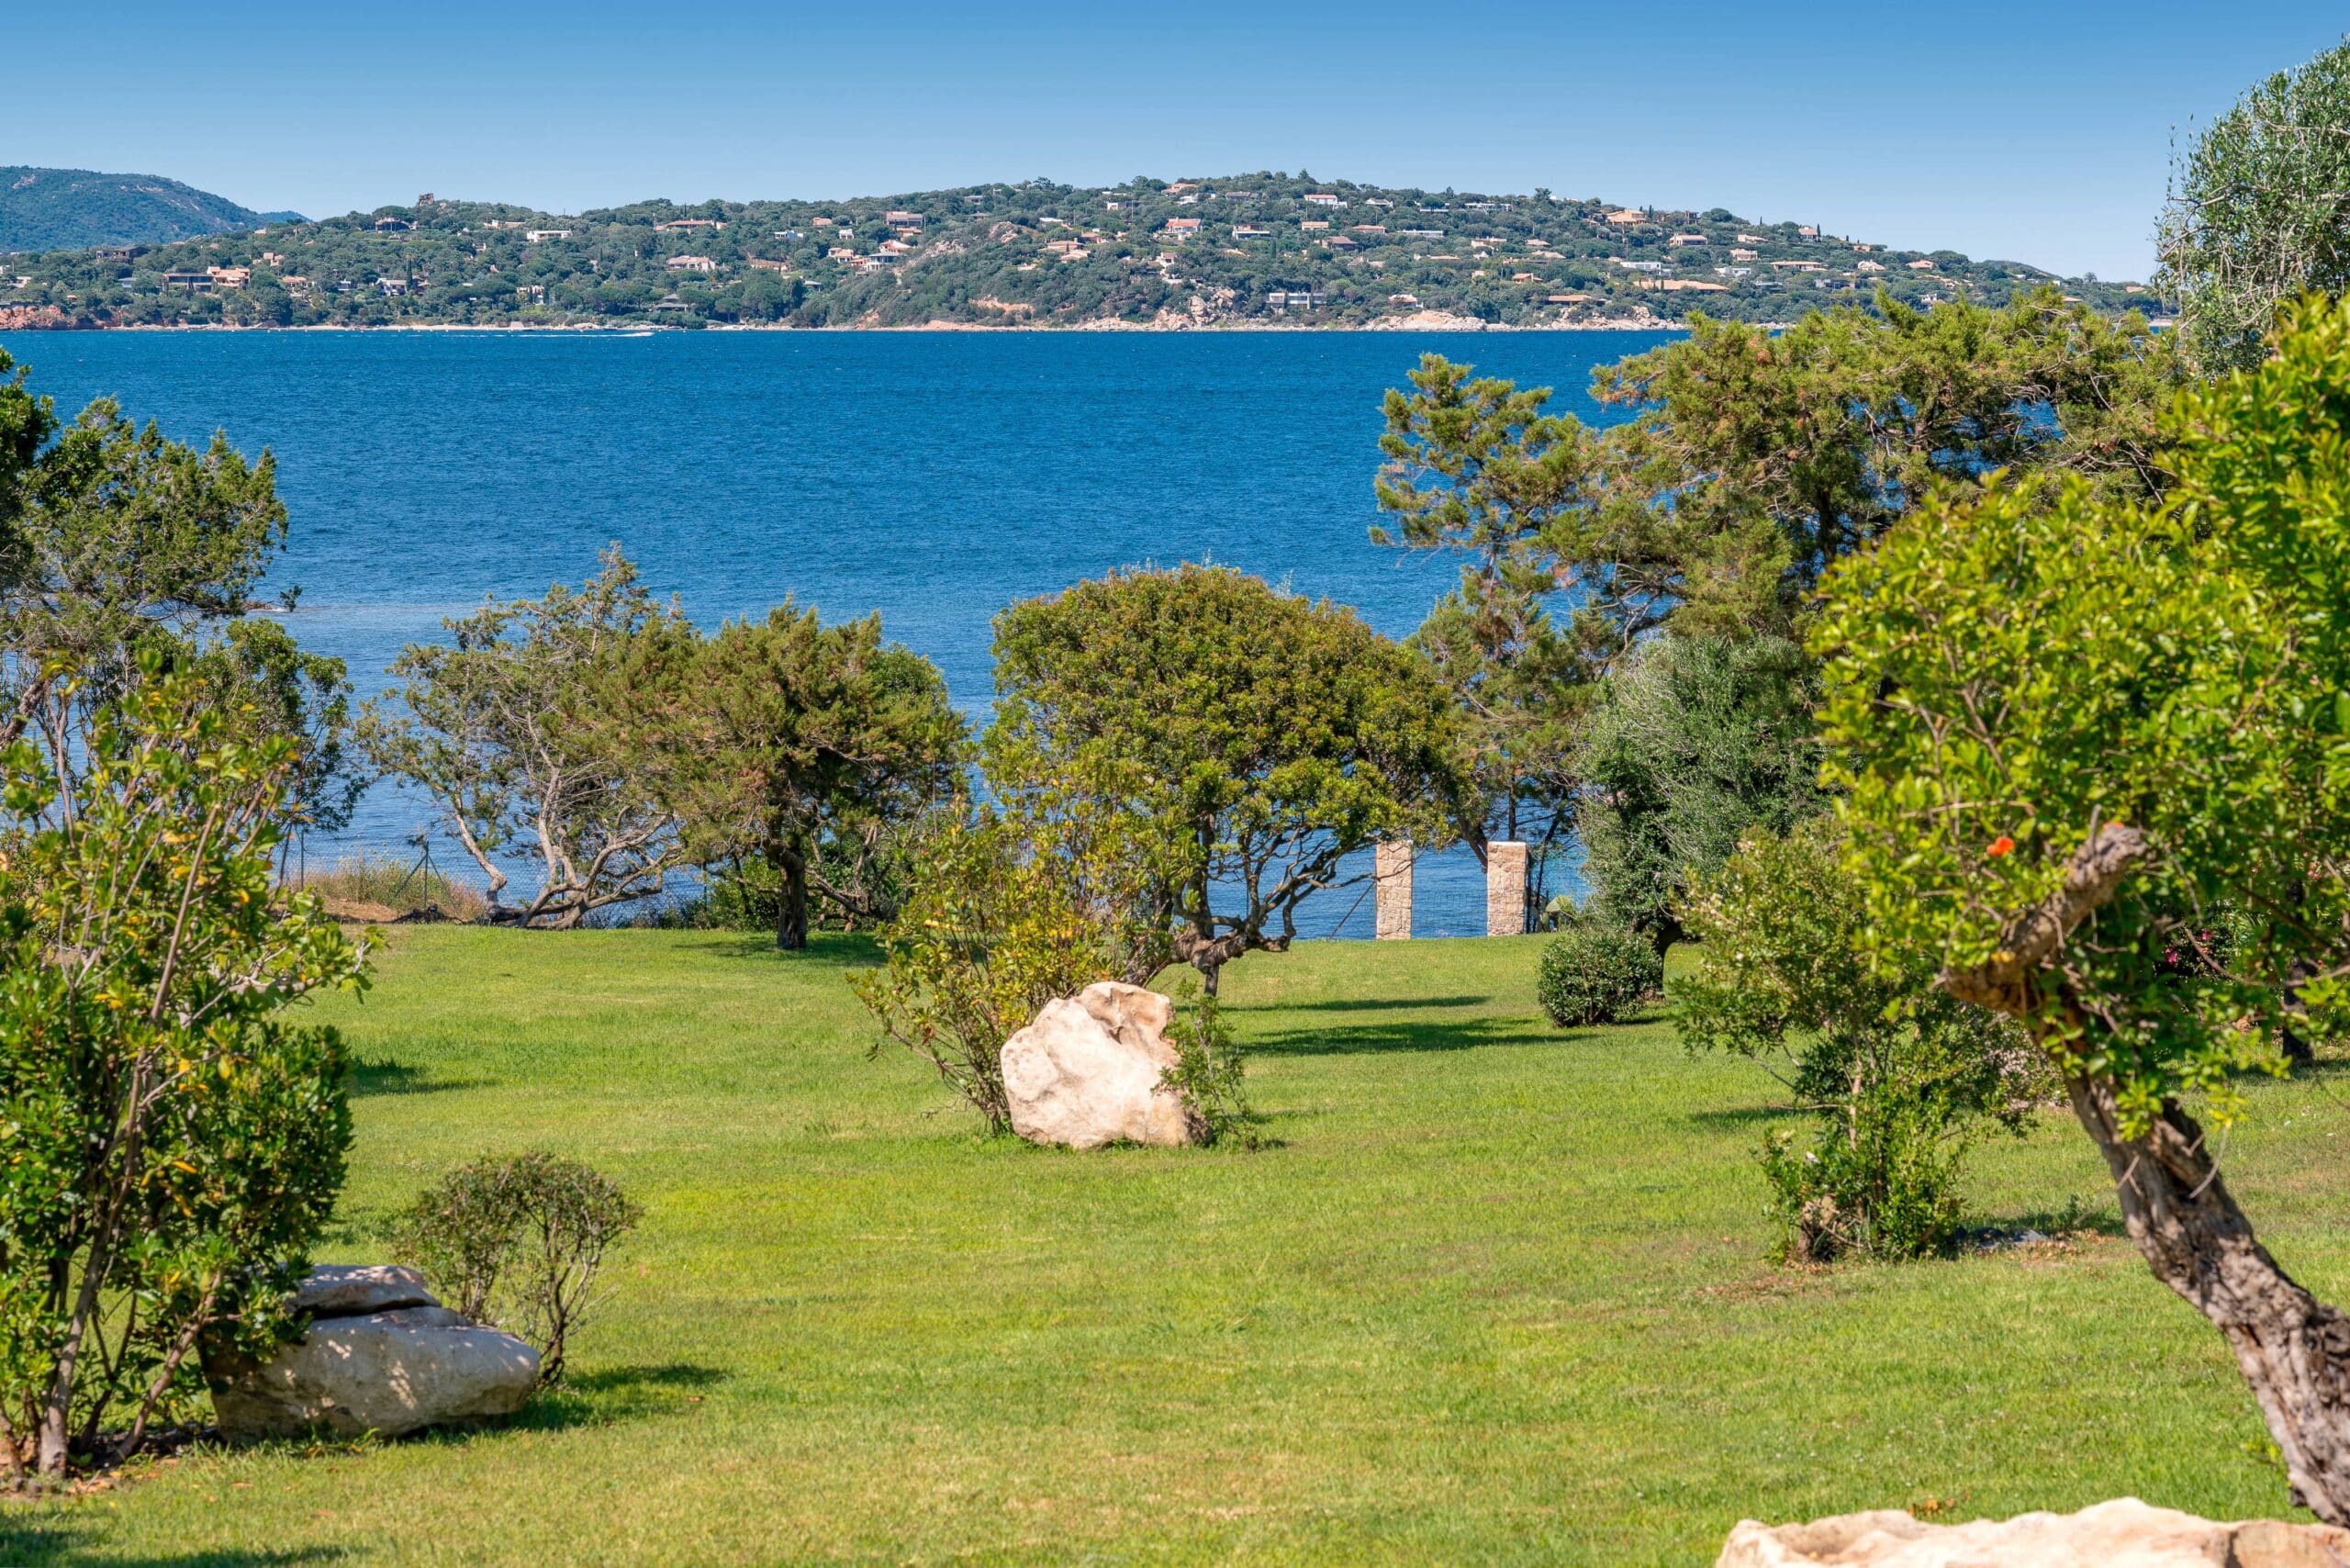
xmin=1002 ymin=981 xmax=1200 ymax=1149
xmin=206 ymin=1264 xmax=540 ymax=1440
xmin=1717 ymin=1497 xmax=2350 ymax=1567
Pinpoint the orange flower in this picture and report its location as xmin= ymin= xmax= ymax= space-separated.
xmin=1987 ymin=835 xmax=2015 ymax=857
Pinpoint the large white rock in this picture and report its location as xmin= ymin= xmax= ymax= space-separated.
xmin=1717 ymin=1497 xmax=2350 ymax=1567
xmin=208 ymin=1310 xmax=541 ymax=1439
xmin=1002 ymin=981 xmax=1200 ymax=1149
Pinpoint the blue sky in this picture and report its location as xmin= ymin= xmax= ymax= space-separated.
xmin=15 ymin=2 xmax=2344 ymax=279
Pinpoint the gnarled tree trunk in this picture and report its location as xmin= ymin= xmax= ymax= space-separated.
xmin=1944 ymin=823 xmax=2350 ymax=1523
xmin=2059 ymin=1062 xmax=2350 ymax=1521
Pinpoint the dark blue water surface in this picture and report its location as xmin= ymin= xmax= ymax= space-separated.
xmin=0 ymin=327 xmax=1673 ymax=936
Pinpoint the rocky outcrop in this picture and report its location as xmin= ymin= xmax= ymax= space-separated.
xmin=206 ymin=1265 xmax=539 ymax=1440
xmin=1717 ymin=1498 xmax=2350 ymax=1567
xmin=1002 ymin=981 xmax=1200 ymax=1150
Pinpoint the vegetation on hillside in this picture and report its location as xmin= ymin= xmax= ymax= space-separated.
xmin=0 ymin=166 xmax=284 ymax=254
xmin=3 ymin=174 xmax=2150 ymax=330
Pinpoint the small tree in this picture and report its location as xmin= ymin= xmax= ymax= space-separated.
xmin=363 ymin=549 xmax=699 ymax=927
xmin=0 ymin=665 xmax=367 ymax=1476
xmin=854 ymin=774 xmax=1174 ymax=1132
xmin=1815 ymin=297 xmax=2350 ymax=1520
xmin=990 ymin=565 xmax=1460 ymax=993
xmin=672 ymin=604 xmax=965 ymax=949
xmin=2158 ymin=41 xmax=2350 ymax=374
xmin=1578 ymin=633 xmax=1822 ymax=949
xmin=1373 ymin=355 xmax=1595 ymax=907
xmin=1675 ymin=819 xmax=2038 ymax=1261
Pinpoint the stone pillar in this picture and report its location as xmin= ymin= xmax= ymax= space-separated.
xmin=1373 ymin=839 xmax=1413 ymax=940
xmin=1486 ymin=841 xmax=1529 ymax=936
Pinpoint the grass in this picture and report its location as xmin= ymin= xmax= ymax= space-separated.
xmin=296 ymin=854 xmax=490 ymax=922
xmin=9 ymin=927 xmax=2350 ymax=1564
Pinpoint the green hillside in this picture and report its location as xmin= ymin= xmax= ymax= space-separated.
xmin=0 ymin=174 xmax=2155 ymax=329
xmin=0 ymin=165 xmax=285 ymax=252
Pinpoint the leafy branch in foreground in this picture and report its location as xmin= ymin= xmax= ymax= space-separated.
xmin=0 ymin=663 xmax=368 ymax=1477
xmin=1816 ymin=295 xmax=2350 ymax=1521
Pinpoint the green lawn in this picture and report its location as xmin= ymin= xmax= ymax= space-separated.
xmin=9 ymin=927 xmax=2346 ymax=1565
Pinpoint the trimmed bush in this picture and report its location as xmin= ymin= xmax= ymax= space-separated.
xmin=1537 ymin=922 xmax=1662 ymax=1027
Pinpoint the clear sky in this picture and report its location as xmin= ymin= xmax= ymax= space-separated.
xmin=14 ymin=2 xmax=2344 ymax=280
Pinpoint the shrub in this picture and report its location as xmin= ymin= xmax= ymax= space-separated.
xmin=392 ymin=1151 xmax=641 ymax=1386
xmin=1160 ymin=988 xmax=1257 ymax=1148
xmin=0 ymin=667 xmax=368 ymax=1475
xmin=854 ymin=776 xmax=1172 ymax=1134
xmin=1674 ymin=818 xmax=2040 ymax=1263
xmin=1536 ymin=920 xmax=1662 ymax=1026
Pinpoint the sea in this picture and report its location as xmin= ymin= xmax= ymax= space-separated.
xmin=0 ymin=326 xmax=1677 ymax=937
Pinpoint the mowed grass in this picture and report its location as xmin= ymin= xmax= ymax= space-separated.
xmin=11 ymin=927 xmax=2350 ymax=1564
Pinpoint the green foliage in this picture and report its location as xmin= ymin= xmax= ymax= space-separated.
xmin=2158 ymin=42 xmax=2350 ymax=373
xmin=1812 ymin=297 xmax=2350 ymax=1133
xmin=185 ymin=619 xmax=362 ymax=837
xmin=1674 ymin=820 xmax=2039 ymax=1261
xmin=853 ymin=775 xmax=1173 ymax=1133
xmin=391 ymin=1150 xmax=640 ymax=1387
xmin=1373 ymin=354 xmax=1592 ymax=896
xmin=1536 ymin=920 xmax=1662 ymax=1027
xmin=670 ymin=602 xmax=965 ymax=948
xmin=990 ymin=564 xmax=1461 ymax=991
xmin=362 ymin=549 xmax=699 ymax=927
xmin=1578 ymin=633 xmax=1823 ymax=946
xmin=0 ymin=664 xmax=368 ymax=1475
xmin=0 ymin=380 xmax=286 ymax=763
xmin=1159 ymin=987 xmax=1256 ymax=1148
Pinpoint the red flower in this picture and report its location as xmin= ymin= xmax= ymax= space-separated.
xmin=1987 ymin=835 xmax=2015 ymax=857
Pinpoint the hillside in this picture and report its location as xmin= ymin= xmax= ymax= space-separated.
xmin=0 ymin=174 xmax=2156 ymax=330
xmin=0 ymin=166 xmax=289 ymax=253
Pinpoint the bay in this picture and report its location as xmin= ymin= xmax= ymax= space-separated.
xmin=0 ymin=326 xmax=1675 ymax=936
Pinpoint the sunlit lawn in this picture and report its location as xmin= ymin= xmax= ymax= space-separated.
xmin=9 ymin=925 xmax=2345 ymax=1565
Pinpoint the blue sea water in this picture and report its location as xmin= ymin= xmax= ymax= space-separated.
xmin=0 ymin=326 xmax=1675 ymax=936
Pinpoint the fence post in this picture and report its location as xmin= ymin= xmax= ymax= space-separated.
xmin=1374 ymin=839 xmax=1413 ymax=940
xmin=1486 ymin=841 xmax=1529 ymax=936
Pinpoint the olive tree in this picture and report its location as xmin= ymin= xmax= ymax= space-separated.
xmin=363 ymin=549 xmax=699 ymax=927
xmin=0 ymin=666 xmax=366 ymax=1476
xmin=990 ymin=565 xmax=1460 ymax=994
xmin=1814 ymin=297 xmax=2350 ymax=1521
xmin=671 ymin=603 xmax=965 ymax=949
xmin=2158 ymin=40 xmax=2350 ymax=374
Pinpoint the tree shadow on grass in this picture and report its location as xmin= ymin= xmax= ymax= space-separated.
xmin=344 ymin=1056 xmax=485 ymax=1099
xmin=685 ymin=932 xmax=883 ymax=969
xmin=1265 ymin=994 xmax=1492 ymax=1014
xmin=0 ymin=1520 xmax=345 ymax=1568
xmin=1684 ymin=1103 xmax=1807 ymax=1129
xmin=1245 ymin=1014 xmax=1556 ymax=1058
xmin=500 ymin=1362 xmax=732 ymax=1432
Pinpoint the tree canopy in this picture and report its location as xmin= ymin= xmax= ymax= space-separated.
xmin=990 ymin=564 xmax=1460 ymax=991
xmin=1814 ymin=296 xmax=2350 ymax=1523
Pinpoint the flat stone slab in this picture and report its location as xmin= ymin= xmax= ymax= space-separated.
xmin=294 ymin=1264 xmax=439 ymax=1318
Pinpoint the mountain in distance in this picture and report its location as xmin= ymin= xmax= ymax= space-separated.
xmin=0 ymin=167 xmax=298 ymax=252
xmin=2 ymin=173 xmax=2155 ymax=330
